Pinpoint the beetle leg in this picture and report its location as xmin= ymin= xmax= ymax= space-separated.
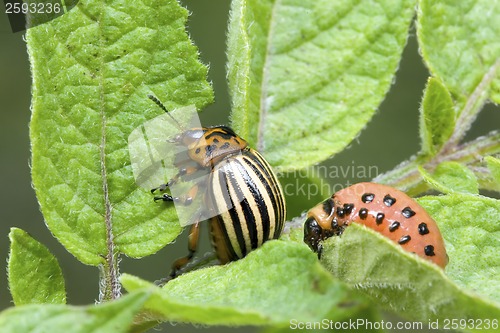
xmin=151 ymin=165 xmax=201 ymax=199
xmin=317 ymin=243 xmax=323 ymax=260
xmin=153 ymin=181 xmax=206 ymax=205
xmin=150 ymin=177 xmax=178 ymax=195
xmin=153 ymin=193 xmax=174 ymax=202
xmin=170 ymin=222 xmax=200 ymax=278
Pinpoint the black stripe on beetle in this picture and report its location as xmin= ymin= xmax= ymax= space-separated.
xmin=243 ymin=150 xmax=285 ymax=239
xmin=235 ymin=161 xmax=264 ymax=249
xmin=217 ymin=167 xmax=248 ymax=258
xmin=225 ymin=166 xmax=252 ymax=253
xmin=257 ymin=152 xmax=286 ymax=230
xmin=402 ymin=207 xmax=416 ymax=218
xmin=240 ymin=155 xmax=272 ymax=242
xmin=212 ymin=215 xmax=240 ymax=262
xmin=205 ymin=127 xmax=237 ymax=140
xmin=241 ymin=197 xmax=259 ymax=250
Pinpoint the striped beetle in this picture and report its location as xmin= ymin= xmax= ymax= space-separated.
xmin=148 ymin=96 xmax=286 ymax=278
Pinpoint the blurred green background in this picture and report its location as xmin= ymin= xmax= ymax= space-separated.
xmin=1 ymin=1 xmax=499 ymax=332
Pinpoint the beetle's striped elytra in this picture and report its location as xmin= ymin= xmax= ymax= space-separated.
xmin=207 ymin=148 xmax=285 ymax=263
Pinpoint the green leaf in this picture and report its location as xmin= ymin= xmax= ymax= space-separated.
xmin=261 ymin=306 xmax=385 ymax=333
xmin=227 ymin=0 xmax=417 ymax=171
xmin=417 ymin=0 xmax=500 ymax=104
xmin=419 ymin=162 xmax=479 ymax=194
xmin=320 ymin=223 xmax=500 ymax=329
xmin=419 ymin=77 xmax=455 ymax=156
xmin=0 ymin=291 xmax=150 ymax=333
xmin=122 ymin=241 xmax=368 ymax=326
xmin=418 ymin=194 xmax=500 ymax=304
xmin=8 ymin=228 xmax=66 ymax=305
xmin=28 ymin=0 xmax=213 ymax=267
xmin=485 ymin=156 xmax=500 ymax=185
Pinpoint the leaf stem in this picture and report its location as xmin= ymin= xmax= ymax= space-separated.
xmin=98 ymin=147 xmax=121 ymax=302
xmin=374 ymin=57 xmax=500 ymax=195
xmin=441 ymin=58 xmax=500 ymax=154
xmin=375 ymin=131 xmax=500 ymax=194
xmin=95 ymin=0 xmax=120 ymax=302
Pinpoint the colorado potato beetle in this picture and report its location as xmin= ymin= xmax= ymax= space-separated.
xmin=148 ymin=96 xmax=286 ymax=278
xmin=304 ymin=182 xmax=447 ymax=268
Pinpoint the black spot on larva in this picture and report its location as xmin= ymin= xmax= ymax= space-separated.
xmin=383 ymin=194 xmax=396 ymax=207
xmin=337 ymin=206 xmax=345 ymax=218
xmin=375 ymin=213 xmax=384 ymax=225
xmin=389 ymin=221 xmax=400 ymax=232
xmin=343 ymin=203 xmax=354 ymax=215
xmin=424 ymin=245 xmax=435 ymax=256
xmin=322 ymin=198 xmax=334 ymax=215
xmin=362 ymin=193 xmax=374 ymax=203
xmin=331 ymin=219 xmax=338 ymax=229
xmin=213 ymin=138 xmax=219 ymax=143
xmin=359 ymin=208 xmax=368 ymax=220
xmin=418 ymin=222 xmax=429 ymax=235
xmin=402 ymin=207 xmax=416 ymax=218
xmin=398 ymin=235 xmax=411 ymax=244
xmin=221 ymin=142 xmax=230 ymax=149
xmin=195 ymin=148 xmax=201 ymax=154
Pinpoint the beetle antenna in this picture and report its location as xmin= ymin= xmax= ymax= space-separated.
xmin=147 ymin=94 xmax=183 ymax=130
